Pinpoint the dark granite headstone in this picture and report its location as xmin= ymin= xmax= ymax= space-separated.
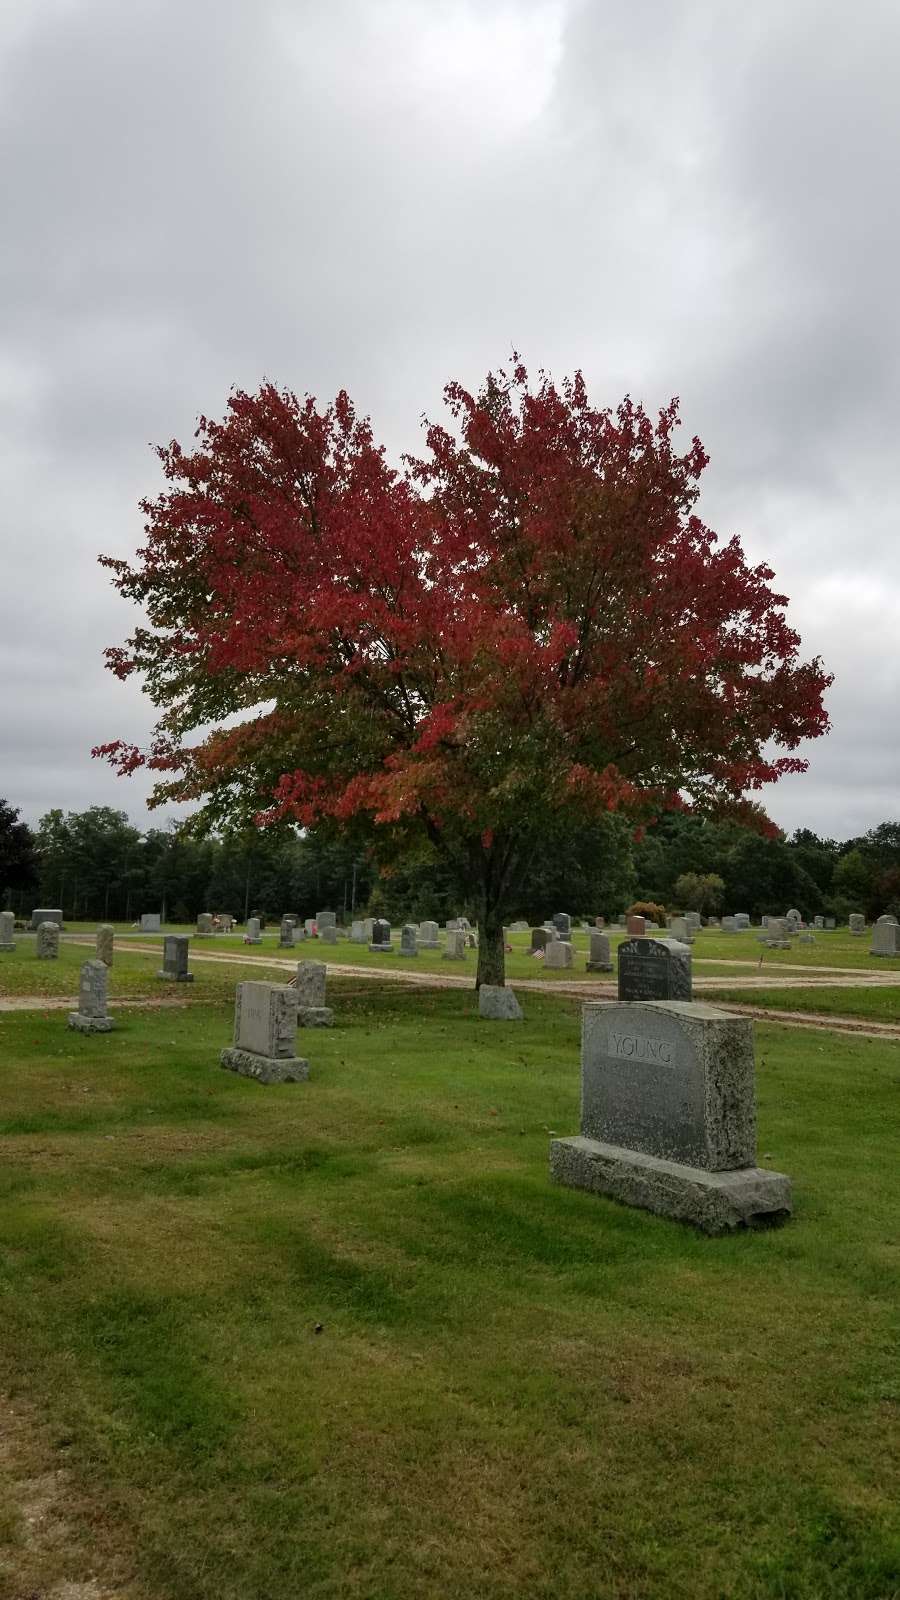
xmin=530 ymin=926 xmax=550 ymax=952
xmin=617 ymin=937 xmax=691 ymax=1002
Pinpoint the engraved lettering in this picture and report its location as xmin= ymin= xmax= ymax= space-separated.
xmin=609 ymin=1031 xmax=672 ymax=1066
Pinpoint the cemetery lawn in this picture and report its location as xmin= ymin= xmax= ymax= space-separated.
xmin=0 ymin=940 xmax=295 ymax=1003
xmin=711 ymin=984 xmax=900 ymax=1026
xmin=1 ymin=988 xmax=898 ymax=1600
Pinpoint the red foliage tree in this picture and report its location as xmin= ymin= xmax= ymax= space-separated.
xmin=95 ymin=361 xmax=831 ymax=985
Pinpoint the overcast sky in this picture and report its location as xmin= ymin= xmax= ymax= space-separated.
xmin=2 ymin=0 xmax=898 ymax=841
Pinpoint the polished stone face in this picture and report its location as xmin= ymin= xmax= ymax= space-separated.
xmin=617 ymin=937 xmax=691 ymax=1002
xmin=580 ymin=1001 xmax=756 ymax=1172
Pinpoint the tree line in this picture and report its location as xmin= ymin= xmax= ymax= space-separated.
xmin=2 ymin=797 xmax=898 ymax=926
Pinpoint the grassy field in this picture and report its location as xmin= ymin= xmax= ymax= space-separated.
xmin=713 ymin=985 xmax=900 ymax=1025
xmin=0 ymin=985 xmax=898 ymax=1599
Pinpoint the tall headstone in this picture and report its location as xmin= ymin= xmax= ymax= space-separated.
xmin=246 ymin=916 xmax=262 ymax=945
xmin=625 ymin=914 xmax=646 ymax=937
xmin=618 ymin=937 xmax=691 ymax=1002
xmin=550 ymin=1000 xmax=792 ymax=1233
xmin=530 ymin=926 xmax=550 ymax=953
xmin=369 ymin=918 xmax=392 ymax=952
xmin=220 ymin=982 xmax=309 ymax=1083
xmin=158 ymin=935 xmax=193 ymax=983
xmin=278 ymin=916 xmax=295 ymax=948
xmin=294 ymin=960 xmax=333 ymax=1026
xmin=849 ymin=913 xmax=865 ymax=936
xmin=418 ymin=920 xmax=440 ymax=949
xmin=478 ymin=984 xmax=524 ymax=1021
xmin=400 ymin=924 xmax=418 ymax=957
xmin=30 ymin=907 xmax=63 ymax=930
xmin=443 ymin=930 xmax=466 ymax=960
xmin=96 ymin=924 xmax=115 ymax=966
xmin=36 ymin=921 xmax=60 ymax=960
xmin=545 ymin=939 xmax=573 ymax=969
xmin=586 ymin=931 xmax=613 ymax=973
xmin=871 ymin=922 xmax=900 ymax=957
xmin=197 ymin=912 xmax=215 ymax=937
xmin=0 ymin=910 xmax=15 ymax=951
xmin=553 ymin=912 xmax=572 ymax=939
xmin=68 ymin=959 xmax=115 ymax=1034
xmin=140 ymin=913 xmax=161 ymax=932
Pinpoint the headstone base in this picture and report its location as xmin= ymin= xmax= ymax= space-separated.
xmin=157 ymin=970 xmax=195 ymax=982
xmin=549 ymin=1135 xmax=792 ymax=1235
xmin=478 ymin=984 xmax=523 ymax=1021
xmin=220 ymin=1048 xmax=309 ymax=1084
xmin=368 ymin=943 xmax=394 ymax=953
xmin=297 ymin=1006 xmax=333 ymax=1028
xmin=0 ymin=942 xmax=15 ymax=952
xmin=68 ymin=1012 xmax=115 ymax=1034
xmin=585 ymin=960 xmax=614 ymax=973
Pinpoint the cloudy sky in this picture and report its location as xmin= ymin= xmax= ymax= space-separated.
xmin=2 ymin=0 xmax=898 ymax=841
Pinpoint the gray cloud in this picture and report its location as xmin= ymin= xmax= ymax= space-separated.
xmin=2 ymin=0 xmax=898 ymax=839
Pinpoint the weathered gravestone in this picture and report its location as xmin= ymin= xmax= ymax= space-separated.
xmin=813 ymin=916 xmax=824 ymax=930
xmin=799 ymin=932 xmax=816 ymax=945
xmin=197 ymin=913 xmax=214 ymax=937
xmin=443 ymin=929 xmax=466 ymax=960
xmin=400 ymin=924 xmax=418 ymax=957
xmin=294 ymin=960 xmax=333 ymax=1026
xmin=478 ymin=984 xmax=524 ymax=1021
xmin=626 ymin=914 xmax=646 ymax=936
xmin=545 ymin=939 xmax=573 ymax=969
xmin=734 ymin=913 xmax=751 ymax=930
xmin=68 ymin=959 xmax=115 ymax=1034
xmin=785 ymin=908 xmax=802 ymax=932
xmin=140 ymin=913 xmax=161 ymax=933
xmin=320 ymin=924 xmax=338 ymax=945
xmin=246 ymin=916 xmax=262 ymax=945
xmin=617 ymin=937 xmax=691 ymax=1002
xmin=824 ymin=917 xmax=836 ymax=930
xmin=550 ymin=1000 xmax=793 ymax=1233
xmin=350 ymin=920 xmax=367 ymax=944
xmin=586 ymin=931 xmax=613 ymax=973
xmin=849 ymin=913 xmax=865 ymax=936
xmin=763 ymin=917 xmax=791 ymax=949
xmin=30 ymin=907 xmax=63 ymax=930
xmin=158 ymin=935 xmax=193 ymax=983
xmin=553 ymin=912 xmax=572 ymax=939
xmin=721 ymin=916 xmax=737 ymax=934
xmin=685 ymin=912 xmax=701 ymax=933
xmin=96 ymin=924 xmax=114 ymax=966
xmin=278 ymin=916 xmax=295 ymax=948
xmin=316 ymin=910 xmax=336 ymax=931
xmin=304 ymin=918 xmax=316 ymax=938
xmin=668 ymin=916 xmax=692 ymax=945
xmin=418 ymin=920 xmax=440 ymax=949
xmin=876 ymin=913 xmax=898 ymax=924
xmin=0 ymin=910 xmax=15 ymax=951
xmin=220 ymin=982 xmax=309 ymax=1083
xmin=369 ymin=918 xmax=392 ymax=952
xmin=530 ymin=926 xmax=550 ymax=953
xmin=36 ymin=921 xmax=59 ymax=960
xmin=871 ymin=921 xmax=900 ymax=957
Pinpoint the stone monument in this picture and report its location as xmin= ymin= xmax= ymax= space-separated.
xmin=478 ymin=984 xmax=523 ymax=1021
xmin=443 ymin=929 xmax=466 ymax=960
xmin=197 ymin=913 xmax=215 ymax=937
xmin=400 ymin=924 xmax=418 ymax=957
xmin=626 ymin=914 xmax=646 ymax=936
xmin=68 ymin=960 xmax=115 ymax=1034
xmin=320 ymin=924 xmax=338 ymax=944
xmin=369 ymin=918 xmax=392 ymax=952
xmin=294 ymin=960 xmax=333 ymax=1026
xmin=550 ymin=1000 xmax=793 ymax=1233
xmin=0 ymin=910 xmax=15 ymax=952
xmin=530 ymin=926 xmax=550 ymax=953
xmin=871 ymin=921 xmax=900 ymax=957
xmin=418 ymin=919 xmax=440 ymax=949
xmin=140 ymin=912 xmax=161 ymax=932
xmin=96 ymin=924 xmax=115 ymax=965
xmin=220 ymin=982 xmax=309 ymax=1083
xmin=30 ymin=907 xmax=63 ymax=930
xmin=158 ymin=935 xmax=193 ymax=982
xmin=545 ymin=938 xmax=573 ymax=969
xmin=36 ymin=921 xmax=60 ymax=960
xmin=246 ymin=916 xmax=262 ymax=945
xmin=586 ymin=931 xmax=613 ymax=973
xmin=849 ymin=913 xmax=865 ymax=936
xmin=617 ymin=937 xmax=691 ymax=1002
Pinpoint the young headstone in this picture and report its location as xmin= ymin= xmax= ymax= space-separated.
xmin=316 ymin=909 xmax=336 ymax=930
xmin=158 ymin=935 xmax=193 ymax=983
xmin=246 ymin=916 xmax=262 ymax=945
xmin=96 ymin=924 xmax=115 ymax=966
xmin=68 ymin=959 xmax=115 ymax=1034
xmin=320 ymin=924 xmax=338 ymax=944
xmin=294 ymin=960 xmax=333 ymax=1026
xmin=220 ymin=982 xmax=309 ymax=1083
xmin=625 ymin=914 xmax=646 ymax=937
xmin=478 ymin=984 xmax=523 ymax=1021
xmin=617 ymin=937 xmax=691 ymax=1002
xmin=849 ymin=913 xmax=865 ymax=936
xmin=36 ymin=921 xmax=60 ymax=960
xmin=553 ymin=912 xmax=572 ymax=939
xmin=369 ymin=918 xmax=392 ymax=952
xmin=30 ymin=907 xmax=63 ymax=930
xmin=530 ymin=926 xmax=550 ymax=953
xmin=350 ymin=920 xmax=367 ymax=943
xmin=443 ymin=929 xmax=466 ymax=960
xmin=721 ymin=916 xmax=737 ymax=934
xmin=871 ymin=921 xmax=900 ymax=957
xmin=400 ymin=924 xmax=418 ymax=957
xmin=734 ymin=913 xmax=751 ymax=930
xmin=418 ymin=919 xmax=440 ymax=949
xmin=278 ymin=916 xmax=295 ymax=948
xmin=0 ymin=910 xmax=15 ymax=951
xmin=550 ymin=1000 xmax=792 ymax=1233
xmin=140 ymin=913 xmax=161 ymax=933
xmin=545 ymin=939 xmax=573 ymax=969
xmin=586 ymin=931 xmax=613 ymax=973
xmin=197 ymin=912 xmax=215 ymax=937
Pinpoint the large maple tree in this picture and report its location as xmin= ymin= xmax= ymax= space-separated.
xmin=96 ymin=361 xmax=831 ymax=985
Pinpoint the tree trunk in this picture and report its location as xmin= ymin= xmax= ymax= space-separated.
xmin=476 ymin=909 xmax=506 ymax=988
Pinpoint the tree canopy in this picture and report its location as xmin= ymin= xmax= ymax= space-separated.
xmin=96 ymin=362 xmax=832 ymax=982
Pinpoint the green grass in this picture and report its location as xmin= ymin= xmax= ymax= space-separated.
xmin=711 ymin=984 xmax=900 ymax=1025
xmin=0 ymin=984 xmax=898 ymax=1598
xmin=0 ymin=938 xmax=294 ymax=1001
